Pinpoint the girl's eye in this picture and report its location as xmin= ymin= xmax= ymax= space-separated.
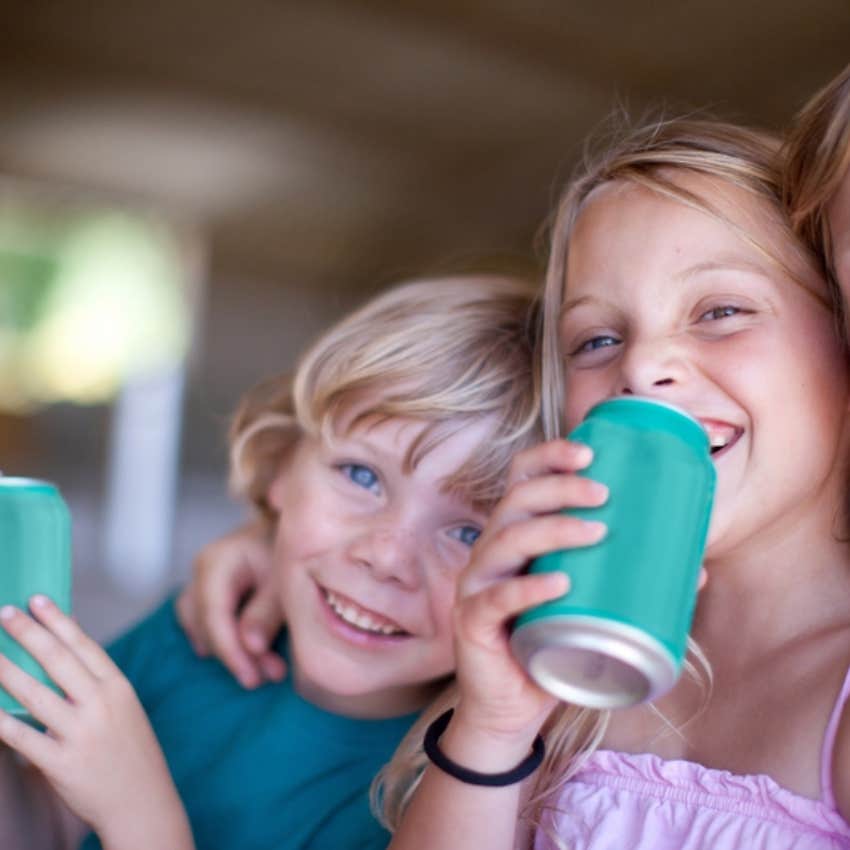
xmin=571 ymin=335 xmax=620 ymax=356
xmin=448 ymin=525 xmax=482 ymax=547
xmin=340 ymin=464 xmax=380 ymax=493
xmin=698 ymin=305 xmax=741 ymax=322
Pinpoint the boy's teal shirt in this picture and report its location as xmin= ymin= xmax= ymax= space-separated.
xmin=78 ymin=595 xmax=417 ymax=850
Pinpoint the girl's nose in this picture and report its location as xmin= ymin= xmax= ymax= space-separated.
xmin=349 ymin=527 xmax=421 ymax=589
xmin=618 ymin=338 xmax=685 ymax=397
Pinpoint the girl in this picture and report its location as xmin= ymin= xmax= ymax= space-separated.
xmin=784 ymin=62 xmax=850 ymax=315
xmin=0 ymin=273 xmax=544 ymax=850
xmin=382 ymin=118 xmax=850 ymax=849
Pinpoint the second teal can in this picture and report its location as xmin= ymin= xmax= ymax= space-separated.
xmin=510 ymin=396 xmax=715 ymax=709
xmin=0 ymin=477 xmax=72 ymax=719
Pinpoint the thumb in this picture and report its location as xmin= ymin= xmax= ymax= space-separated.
xmin=238 ymin=584 xmax=285 ymax=656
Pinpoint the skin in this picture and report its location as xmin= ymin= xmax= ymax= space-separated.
xmin=389 ymin=176 xmax=850 ymax=850
xmin=265 ymin=415 xmax=495 ymax=718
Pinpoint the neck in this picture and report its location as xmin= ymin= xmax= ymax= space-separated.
xmin=693 ymin=505 xmax=850 ymax=667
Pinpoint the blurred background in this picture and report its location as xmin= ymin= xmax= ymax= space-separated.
xmin=1 ymin=1 xmax=848 ymax=642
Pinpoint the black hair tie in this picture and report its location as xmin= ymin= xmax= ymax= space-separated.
xmin=423 ymin=708 xmax=545 ymax=787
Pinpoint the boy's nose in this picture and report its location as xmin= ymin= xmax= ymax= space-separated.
xmin=350 ymin=527 xmax=421 ymax=588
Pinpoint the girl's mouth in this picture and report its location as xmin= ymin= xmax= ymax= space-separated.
xmin=321 ymin=588 xmax=409 ymax=637
xmin=700 ymin=419 xmax=743 ymax=458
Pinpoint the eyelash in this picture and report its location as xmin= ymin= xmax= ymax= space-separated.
xmin=698 ymin=304 xmax=744 ymax=322
xmin=570 ymin=334 xmax=620 ymax=357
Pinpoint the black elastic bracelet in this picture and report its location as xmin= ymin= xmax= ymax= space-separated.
xmin=423 ymin=708 xmax=545 ymax=787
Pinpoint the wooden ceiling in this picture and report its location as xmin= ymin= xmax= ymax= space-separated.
xmin=2 ymin=1 xmax=849 ymax=294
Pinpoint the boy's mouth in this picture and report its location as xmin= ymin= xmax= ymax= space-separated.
xmin=700 ymin=419 xmax=743 ymax=458
xmin=322 ymin=588 xmax=408 ymax=637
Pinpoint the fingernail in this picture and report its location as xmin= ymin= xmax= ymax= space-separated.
xmin=587 ymin=481 xmax=609 ymax=501
xmin=583 ymin=520 xmax=608 ymax=541
xmin=0 ymin=607 xmax=16 ymax=621
xmin=546 ymin=571 xmax=570 ymax=594
xmin=573 ymin=444 xmax=593 ymax=466
xmin=30 ymin=594 xmax=49 ymax=608
xmin=244 ymin=630 xmax=265 ymax=653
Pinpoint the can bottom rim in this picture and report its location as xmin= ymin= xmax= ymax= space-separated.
xmin=510 ymin=616 xmax=679 ymax=709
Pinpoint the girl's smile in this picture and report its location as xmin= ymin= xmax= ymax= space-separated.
xmin=560 ymin=176 xmax=850 ymax=564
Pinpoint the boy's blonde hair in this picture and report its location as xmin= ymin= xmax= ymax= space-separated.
xmin=229 ymin=274 xmax=542 ymax=520
xmin=783 ymin=62 xmax=850 ymax=281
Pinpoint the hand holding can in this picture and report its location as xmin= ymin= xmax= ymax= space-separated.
xmin=510 ymin=397 xmax=715 ymax=709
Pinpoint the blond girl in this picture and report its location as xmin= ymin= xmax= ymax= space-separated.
xmin=383 ymin=118 xmax=850 ymax=850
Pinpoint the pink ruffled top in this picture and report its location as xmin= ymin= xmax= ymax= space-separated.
xmin=534 ymin=667 xmax=850 ymax=849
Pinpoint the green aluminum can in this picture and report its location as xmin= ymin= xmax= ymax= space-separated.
xmin=510 ymin=397 xmax=715 ymax=709
xmin=0 ymin=477 xmax=72 ymax=718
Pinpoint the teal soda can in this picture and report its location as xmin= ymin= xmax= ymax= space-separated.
xmin=510 ymin=396 xmax=715 ymax=709
xmin=0 ymin=477 xmax=72 ymax=718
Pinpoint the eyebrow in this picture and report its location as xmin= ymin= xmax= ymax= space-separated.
xmin=673 ymin=257 xmax=773 ymax=282
xmin=559 ymin=256 xmax=776 ymax=319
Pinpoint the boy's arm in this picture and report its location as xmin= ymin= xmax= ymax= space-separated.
xmin=0 ymin=597 xmax=195 ymax=850
xmin=176 ymin=522 xmax=286 ymax=688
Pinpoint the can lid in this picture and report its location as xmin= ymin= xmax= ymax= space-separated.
xmin=511 ymin=616 xmax=679 ymax=709
xmin=584 ymin=396 xmax=709 ymax=455
xmin=0 ymin=477 xmax=58 ymax=493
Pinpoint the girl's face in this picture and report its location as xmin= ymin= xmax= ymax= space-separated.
xmin=558 ymin=176 xmax=850 ymax=563
xmin=828 ymin=165 xmax=850 ymax=305
xmin=266 ymin=414 xmax=493 ymax=718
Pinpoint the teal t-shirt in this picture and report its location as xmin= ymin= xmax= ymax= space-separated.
xmin=78 ymin=596 xmax=417 ymax=850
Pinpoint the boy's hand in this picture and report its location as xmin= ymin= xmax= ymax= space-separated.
xmin=0 ymin=597 xmax=194 ymax=850
xmin=176 ymin=524 xmax=286 ymax=689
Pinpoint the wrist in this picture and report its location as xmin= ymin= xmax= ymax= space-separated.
xmin=435 ymin=707 xmax=545 ymax=776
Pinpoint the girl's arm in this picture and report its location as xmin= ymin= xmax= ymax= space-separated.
xmin=389 ymin=439 xmax=608 ymax=850
xmin=0 ymin=596 xmax=195 ymax=850
xmin=176 ymin=522 xmax=286 ymax=689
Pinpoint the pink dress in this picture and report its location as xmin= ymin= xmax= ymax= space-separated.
xmin=535 ymin=668 xmax=850 ymax=849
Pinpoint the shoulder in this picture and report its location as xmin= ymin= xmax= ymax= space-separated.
xmin=105 ymin=592 xmax=197 ymax=687
xmin=830 ymin=641 xmax=850 ymax=822
xmin=834 ymin=684 xmax=850 ymax=820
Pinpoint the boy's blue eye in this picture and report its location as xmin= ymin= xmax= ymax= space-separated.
xmin=450 ymin=525 xmax=481 ymax=547
xmin=341 ymin=464 xmax=379 ymax=492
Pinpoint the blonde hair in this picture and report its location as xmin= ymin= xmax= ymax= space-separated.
xmin=541 ymin=114 xmax=833 ymax=438
xmin=523 ymin=115 xmax=836 ymax=841
xmin=229 ymin=274 xmax=542 ymax=521
xmin=783 ymin=62 xmax=850 ymax=283
xmin=375 ymin=118 xmax=831 ymax=846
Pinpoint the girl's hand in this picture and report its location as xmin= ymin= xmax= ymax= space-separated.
xmin=448 ymin=440 xmax=608 ymax=747
xmin=176 ymin=523 xmax=286 ymax=689
xmin=0 ymin=597 xmax=194 ymax=850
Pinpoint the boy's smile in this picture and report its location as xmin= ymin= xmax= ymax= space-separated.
xmin=559 ymin=176 xmax=850 ymax=565
xmin=265 ymin=414 xmax=493 ymax=718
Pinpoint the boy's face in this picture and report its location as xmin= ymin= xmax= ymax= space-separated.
xmin=266 ymin=414 xmax=493 ymax=718
xmin=559 ymin=176 xmax=850 ymax=564
xmin=828 ymin=166 xmax=850 ymax=310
